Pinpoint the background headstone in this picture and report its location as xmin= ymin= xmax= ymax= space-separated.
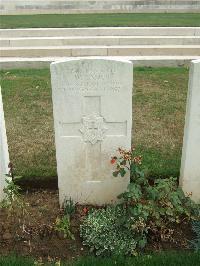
xmin=51 ymin=58 xmax=133 ymax=205
xmin=180 ymin=59 xmax=200 ymax=203
xmin=0 ymin=86 xmax=10 ymax=201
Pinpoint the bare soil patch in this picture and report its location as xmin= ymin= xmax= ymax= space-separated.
xmin=0 ymin=190 xmax=87 ymax=261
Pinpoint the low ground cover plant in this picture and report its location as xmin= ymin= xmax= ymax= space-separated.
xmin=80 ymin=205 xmax=137 ymax=256
xmin=80 ymin=148 xmax=199 ymax=256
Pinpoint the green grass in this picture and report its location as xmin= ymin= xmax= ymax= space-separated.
xmin=0 ymin=67 xmax=189 ymax=179
xmin=1 ymin=69 xmax=55 ymax=178
xmin=1 ymin=252 xmax=200 ymax=266
xmin=134 ymin=67 xmax=188 ymax=177
xmin=0 ymin=13 xmax=200 ymax=28
xmin=74 ymin=252 xmax=200 ymax=266
xmin=0 ymin=254 xmax=35 ymax=266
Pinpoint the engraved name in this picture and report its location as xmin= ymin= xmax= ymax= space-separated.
xmin=57 ymin=86 xmax=120 ymax=93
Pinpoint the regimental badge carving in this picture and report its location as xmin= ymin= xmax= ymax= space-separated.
xmin=79 ymin=114 xmax=108 ymax=144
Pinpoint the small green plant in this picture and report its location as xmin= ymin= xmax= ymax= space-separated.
xmin=54 ymin=197 xmax=76 ymax=240
xmin=63 ymin=197 xmax=76 ymax=217
xmin=0 ymin=178 xmax=24 ymax=211
xmin=110 ymin=147 xmax=144 ymax=180
xmin=0 ymin=174 xmax=30 ymax=245
xmin=55 ymin=215 xmax=75 ymax=240
xmin=0 ymin=162 xmax=24 ymax=211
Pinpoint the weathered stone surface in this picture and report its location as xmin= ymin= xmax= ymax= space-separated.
xmin=51 ymin=58 xmax=132 ymax=205
xmin=1 ymin=27 xmax=200 ymax=38
xmin=0 ymin=86 xmax=9 ymax=201
xmin=1 ymin=45 xmax=200 ymax=58
xmin=1 ymin=0 xmax=200 ymax=15
xmin=180 ymin=59 xmax=200 ymax=203
xmin=1 ymin=36 xmax=200 ymax=47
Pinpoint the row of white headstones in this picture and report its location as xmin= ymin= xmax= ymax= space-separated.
xmin=0 ymin=58 xmax=200 ymax=205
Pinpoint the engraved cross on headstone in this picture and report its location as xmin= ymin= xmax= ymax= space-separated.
xmin=59 ymin=96 xmax=127 ymax=180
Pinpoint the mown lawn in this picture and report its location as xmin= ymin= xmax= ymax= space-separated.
xmin=1 ymin=252 xmax=200 ymax=266
xmin=0 ymin=13 xmax=200 ymax=28
xmin=0 ymin=67 xmax=189 ymax=180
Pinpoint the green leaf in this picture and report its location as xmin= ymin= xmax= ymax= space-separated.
xmin=119 ymin=168 xmax=126 ymax=177
xmin=113 ymin=171 xmax=119 ymax=177
xmin=138 ymin=237 xmax=147 ymax=249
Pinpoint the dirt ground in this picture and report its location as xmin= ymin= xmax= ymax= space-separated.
xmin=0 ymin=190 xmax=193 ymax=261
xmin=0 ymin=190 xmax=87 ymax=262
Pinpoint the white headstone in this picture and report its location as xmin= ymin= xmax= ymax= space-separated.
xmin=180 ymin=59 xmax=200 ymax=203
xmin=51 ymin=58 xmax=132 ymax=205
xmin=0 ymin=86 xmax=9 ymax=201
